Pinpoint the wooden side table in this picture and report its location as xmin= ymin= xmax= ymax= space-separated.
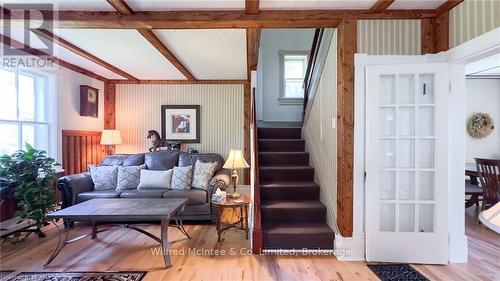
xmin=212 ymin=195 xmax=250 ymax=243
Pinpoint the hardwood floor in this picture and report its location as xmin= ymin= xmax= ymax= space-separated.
xmin=1 ymin=207 xmax=498 ymax=281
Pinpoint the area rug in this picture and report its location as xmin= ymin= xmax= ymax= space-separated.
xmin=3 ymin=271 xmax=147 ymax=281
xmin=368 ymin=264 xmax=430 ymax=281
xmin=0 ymin=271 xmax=15 ymax=280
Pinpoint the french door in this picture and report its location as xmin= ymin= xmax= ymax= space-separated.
xmin=365 ymin=63 xmax=450 ymax=264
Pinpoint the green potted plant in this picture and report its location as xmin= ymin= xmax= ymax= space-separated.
xmin=0 ymin=144 xmax=57 ymax=237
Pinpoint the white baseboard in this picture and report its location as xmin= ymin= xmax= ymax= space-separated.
xmin=334 ymin=233 xmax=365 ymax=261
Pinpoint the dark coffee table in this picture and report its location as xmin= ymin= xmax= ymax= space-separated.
xmin=44 ymin=198 xmax=189 ymax=268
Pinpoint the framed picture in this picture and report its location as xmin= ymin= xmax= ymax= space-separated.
xmin=80 ymin=85 xmax=99 ymax=117
xmin=161 ymin=105 xmax=200 ymax=143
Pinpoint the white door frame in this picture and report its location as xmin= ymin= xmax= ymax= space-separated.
xmin=347 ymin=27 xmax=500 ymax=263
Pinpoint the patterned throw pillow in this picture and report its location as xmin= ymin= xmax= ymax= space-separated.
xmin=89 ymin=165 xmax=118 ymax=190
xmin=192 ymin=160 xmax=218 ymax=190
xmin=116 ymin=165 xmax=145 ymax=191
xmin=137 ymin=169 xmax=173 ymax=189
xmin=171 ymin=166 xmax=193 ymax=190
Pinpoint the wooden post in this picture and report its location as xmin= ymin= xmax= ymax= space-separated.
xmin=422 ymin=12 xmax=449 ymax=54
xmin=104 ymin=82 xmax=116 ymax=130
xmin=243 ymin=83 xmax=251 ymax=184
xmin=336 ymin=20 xmax=357 ymax=238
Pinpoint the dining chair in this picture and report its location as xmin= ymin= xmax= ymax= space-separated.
xmin=475 ymin=158 xmax=500 ymax=211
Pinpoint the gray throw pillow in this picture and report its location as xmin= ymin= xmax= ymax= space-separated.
xmin=171 ymin=166 xmax=193 ymax=190
xmin=192 ymin=160 xmax=218 ymax=190
xmin=116 ymin=165 xmax=145 ymax=191
xmin=89 ymin=165 xmax=118 ymax=190
xmin=137 ymin=169 xmax=173 ymax=190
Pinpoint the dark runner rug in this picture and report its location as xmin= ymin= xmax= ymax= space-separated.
xmin=0 ymin=271 xmax=15 ymax=280
xmin=3 ymin=271 xmax=146 ymax=281
xmin=368 ymin=264 xmax=430 ymax=281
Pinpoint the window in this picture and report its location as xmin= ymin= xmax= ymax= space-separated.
xmin=0 ymin=68 xmax=50 ymax=156
xmin=279 ymin=52 xmax=308 ymax=104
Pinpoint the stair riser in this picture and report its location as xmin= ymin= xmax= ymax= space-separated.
xmin=259 ymin=168 xmax=314 ymax=182
xmin=258 ymin=140 xmax=305 ymax=152
xmin=258 ymin=128 xmax=301 ymax=139
xmin=259 ymin=153 xmax=309 ymax=166
xmin=261 ymin=207 xmax=326 ymax=223
xmin=261 ymin=186 xmax=319 ymax=201
xmin=263 ymin=233 xmax=334 ymax=250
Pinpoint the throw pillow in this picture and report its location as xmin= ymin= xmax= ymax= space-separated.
xmin=171 ymin=166 xmax=193 ymax=190
xmin=192 ymin=160 xmax=218 ymax=190
xmin=89 ymin=165 xmax=118 ymax=190
xmin=137 ymin=169 xmax=173 ymax=189
xmin=116 ymin=165 xmax=145 ymax=191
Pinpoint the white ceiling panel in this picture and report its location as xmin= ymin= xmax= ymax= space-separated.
xmin=1 ymin=0 xmax=115 ymax=11
xmin=126 ymin=0 xmax=245 ymax=11
xmin=53 ymin=29 xmax=186 ymax=80
xmin=260 ymin=0 xmax=377 ymax=10
xmin=0 ymin=28 xmax=125 ymax=79
xmin=388 ymin=0 xmax=447 ymax=10
xmin=153 ymin=29 xmax=247 ymax=80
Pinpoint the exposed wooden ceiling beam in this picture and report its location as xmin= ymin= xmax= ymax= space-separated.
xmin=0 ymin=34 xmax=108 ymax=82
xmin=106 ymin=0 xmax=196 ymax=81
xmin=3 ymin=10 xmax=437 ymax=29
xmin=246 ymin=28 xmax=261 ymax=80
xmin=31 ymin=28 xmax=138 ymax=81
xmin=106 ymin=0 xmax=133 ymax=15
xmin=436 ymin=0 xmax=463 ymax=16
xmin=107 ymin=79 xmax=249 ymax=84
xmin=369 ymin=0 xmax=395 ymax=13
xmin=137 ymin=29 xmax=195 ymax=81
xmin=246 ymin=0 xmax=260 ymax=14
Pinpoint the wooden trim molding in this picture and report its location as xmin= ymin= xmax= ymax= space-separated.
xmin=246 ymin=28 xmax=261 ymax=80
xmin=336 ymin=20 xmax=357 ymax=238
xmin=31 ymin=29 xmax=137 ymax=81
xmin=104 ymin=82 xmax=116 ymax=129
xmin=421 ymin=12 xmax=449 ymax=54
xmin=107 ymin=79 xmax=249 ymax=84
xmin=369 ymin=0 xmax=395 ymax=13
xmin=245 ymin=0 xmax=260 ymax=14
xmin=0 ymin=34 xmax=108 ymax=82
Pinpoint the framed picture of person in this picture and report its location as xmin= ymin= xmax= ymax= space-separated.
xmin=161 ymin=105 xmax=200 ymax=143
xmin=80 ymin=85 xmax=99 ymax=117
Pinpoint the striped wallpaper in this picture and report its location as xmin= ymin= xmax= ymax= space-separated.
xmin=357 ymin=20 xmax=422 ymax=55
xmin=450 ymin=0 xmax=500 ymax=48
xmin=115 ymin=84 xmax=244 ymax=158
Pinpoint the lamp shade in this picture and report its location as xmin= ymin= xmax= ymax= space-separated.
xmin=223 ymin=149 xmax=250 ymax=169
xmin=100 ymin=130 xmax=122 ymax=145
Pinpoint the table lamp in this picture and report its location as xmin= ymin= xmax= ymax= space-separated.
xmin=100 ymin=129 xmax=122 ymax=155
xmin=223 ymin=149 xmax=250 ymax=198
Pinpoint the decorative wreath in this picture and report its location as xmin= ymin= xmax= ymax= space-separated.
xmin=467 ymin=113 xmax=495 ymax=138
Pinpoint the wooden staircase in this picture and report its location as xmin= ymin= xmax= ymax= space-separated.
xmin=257 ymin=127 xmax=334 ymax=250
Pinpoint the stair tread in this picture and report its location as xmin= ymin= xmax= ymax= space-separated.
xmin=260 ymin=165 xmax=312 ymax=170
xmin=262 ymin=200 xmax=326 ymax=209
xmin=263 ymin=222 xmax=334 ymax=235
xmin=259 ymin=151 xmax=308 ymax=155
xmin=258 ymin=138 xmax=304 ymax=142
xmin=261 ymin=181 xmax=319 ymax=188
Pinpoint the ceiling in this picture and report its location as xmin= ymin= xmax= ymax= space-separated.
xmin=0 ymin=0 xmax=452 ymax=81
xmin=466 ymin=53 xmax=500 ymax=77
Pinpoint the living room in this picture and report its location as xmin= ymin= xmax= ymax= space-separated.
xmin=1 ymin=1 xmax=500 ymax=281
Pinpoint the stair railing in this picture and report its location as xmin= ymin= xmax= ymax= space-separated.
xmin=250 ymin=86 xmax=263 ymax=253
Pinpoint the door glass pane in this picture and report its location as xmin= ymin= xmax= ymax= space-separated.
xmin=399 ymin=107 xmax=415 ymax=136
xmin=379 ymin=108 xmax=395 ymax=136
xmin=418 ymin=204 xmax=434 ymax=233
xmin=399 ymin=139 xmax=415 ymax=168
xmin=0 ymin=69 xmax=17 ymax=120
xmin=18 ymin=74 xmax=35 ymax=121
xmin=419 ymin=172 xmax=435 ymax=200
xmin=380 ymin=171 xmax=395 ymax=200
xmin=0 ymin=123 xmax=19 ymax=155
xmin=399 ymin=204 xmax=415 ymax=232
xmin=419 ymin=106 xmax=434 ymax=137
xmin=418 ymin=74 xmax=434 ymax=104
xmin=380 ymin=140 xmax=395 ymax=168
xmin=399 ymin=171 xmax=415 ymax=200
xmin=380 ymin=203 xmax=395 ymax=232
xmin=380 ymin=75 xmax=395 ymax=105
xmin=419 ymin=140 xmax=435 ymax=168
xmin=399 ymin=74 xmax=415 ymax=104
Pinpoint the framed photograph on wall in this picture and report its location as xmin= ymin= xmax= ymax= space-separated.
xmin=161 ymin=105 xmax=200 ymax=143
xmin=80 ymin=85 xmax=99 ymax=117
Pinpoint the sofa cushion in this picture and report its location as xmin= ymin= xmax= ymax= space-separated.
xmin=163 ymin=189 xmax=207 ymax=205
xmin=116 ymin=165 xmax=145 ymax=191
xmin=89 ymin=165 xmax=118 ymax=190
xmin=101 ymin=155 xmax=127 ymax=166
xmin=120 ymin=189 xmax=167 ymax=198
xmin=137 ymin=169 xmax=173 ymax=189
xmin=145 ymin=150 xmax=179 ymax=170
xmin=123 ymin=154 xmax=145 ymax=166
xmin=76 ymin=190 xmax=121 ymax=203
xmin=178 ymin=153 xmax=224 ymax=170
xmin=171 ymin=166 xmax=193 ymax=190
